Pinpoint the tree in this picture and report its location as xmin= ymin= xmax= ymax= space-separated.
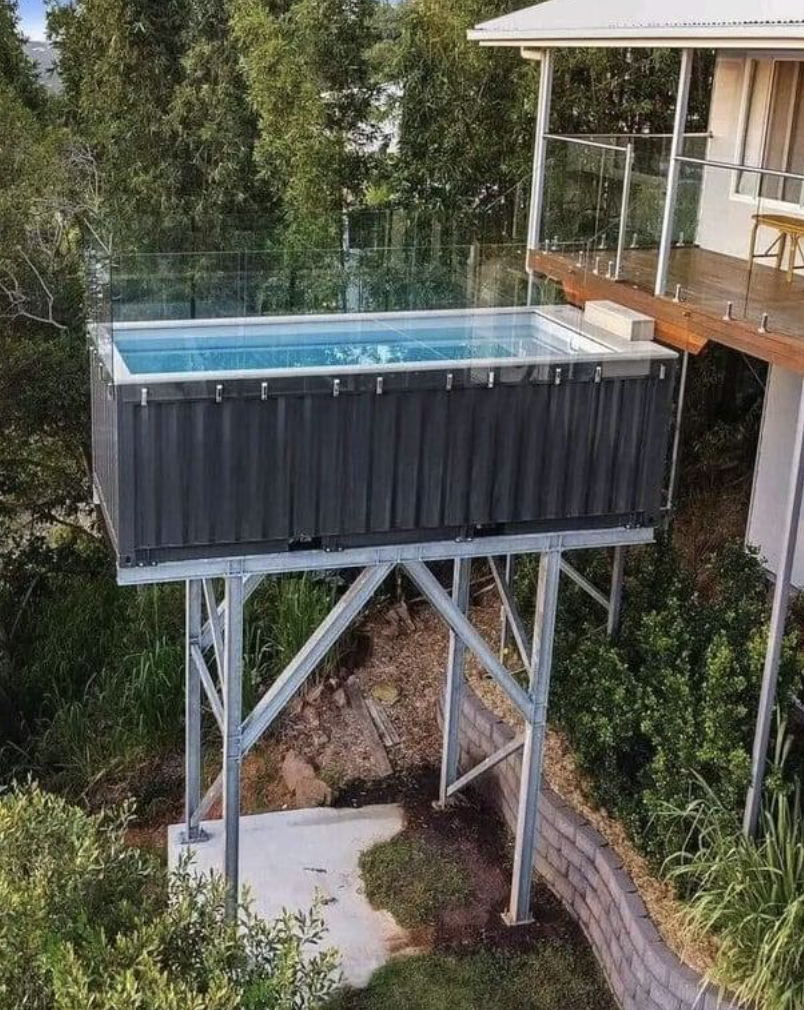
xmin=0 ymin=0 xmax=45 ymax=110
xmin=394 ymin=0 xmax=537 ymax=213
xmin=229 ymin=0 xmax=378 ymax=246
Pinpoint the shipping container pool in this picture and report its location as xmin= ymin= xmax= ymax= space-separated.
xmin=90 ymin=305 xmax=677 ymax=568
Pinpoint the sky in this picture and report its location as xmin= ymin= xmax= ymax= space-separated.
xmin=19 ymin=0 xmax=48 ymax=41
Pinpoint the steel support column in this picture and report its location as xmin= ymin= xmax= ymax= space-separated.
xmin=439 ymin=558 xmax=472 ymax=807
xmin=655 ymin=49 xmax=693 ymax=297
xmin=667 ymin=349 xmax=690 ymax=511
xmin=607 ymin=547 xmax=626 ymax=638
xmin=743 ymin=381 xmax=804 ymax=836
xmin=183 ymin=579 xmax=204 ymax=842
xmin=507 ymin=550 xmax=561 ymax=925
xmin=526 ymin=49 xmax=554 ymax=302
xmin=222 ymin=575 xmax=244 ymax=919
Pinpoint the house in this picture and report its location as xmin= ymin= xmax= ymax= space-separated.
xmin=469 ymin=0 xmax=804 ymax=833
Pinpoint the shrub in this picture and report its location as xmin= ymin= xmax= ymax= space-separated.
xmin=0 ymin=783 xmax=340 ymax=1010
xmin=662 ymin=737 xmax=804 ymax=1010
xmin=527 ymin=538 xmax=804 ymax=864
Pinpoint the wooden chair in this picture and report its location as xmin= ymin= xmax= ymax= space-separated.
xmin=749 ymin=213 xmax=804 ymax=284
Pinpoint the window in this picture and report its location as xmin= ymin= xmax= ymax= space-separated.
xmin=738 ymin=60 xmax=804 ymax=205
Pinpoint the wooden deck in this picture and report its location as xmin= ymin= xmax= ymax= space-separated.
xmin=529 ymin=246 xmax=804 ymax=374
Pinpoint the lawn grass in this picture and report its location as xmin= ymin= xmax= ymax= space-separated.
xmin=358 ymin=833 xmax=472 ymax=928
xmin=329 ymin=945 xmax=617 ymax=1010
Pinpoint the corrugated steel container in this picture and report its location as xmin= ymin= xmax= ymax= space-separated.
xmin=92 ymin=354 xmax=675 ymax=568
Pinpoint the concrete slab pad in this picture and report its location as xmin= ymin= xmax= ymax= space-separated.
xmin=168 ymin=804 xmax=407 ymax=987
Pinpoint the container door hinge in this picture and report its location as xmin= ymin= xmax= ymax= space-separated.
xmin=139 ymin=387 xmax=148 ymax=407
xmin=594 ymin=365 xmax=602 ymax=384
xmin=445 ymin=372 xmax=454 ymax=391
xmin=554 ymin=367 xmax=563 ymax=386
xmin=487 ymin=369 xmax=495 ymax=389
xmin=333 ymin=379 xmax=341 ymax=398
xmin=659 ymin=364 xmax=667 ymax=380
xmin=261 ymin=381 xmax=269 ymax=401
xmin=376 ymin=376 xmax=384 ymax=395
xmin=215 ymin=383 xmax=223 ymax=403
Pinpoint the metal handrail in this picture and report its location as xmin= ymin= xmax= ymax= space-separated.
xmin=675 ymin=154 xmax=804 ymax=184
xmin=544 ymin=133 xmax=625 ymax=153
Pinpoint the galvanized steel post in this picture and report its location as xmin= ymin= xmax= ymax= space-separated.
xmin=439 ymin=558 xmax=472 ymax=807
xmin=744 ymin=381 xmax=804 ymax=836
xmin=526 ymin=48 xmax=555 ymax=298
xmin=507 ymin=549 xmax=561 ymax=925
xmin=222 ymin=575 xmax=244 ymax=919
xmin=655 ymin=49 xmax=693 ymax=297
xmin=184 ymin=579 xmax=204 ymax=841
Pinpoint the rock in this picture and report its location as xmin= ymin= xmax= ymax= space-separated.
xmin=281 ymin=750 xmax=332 ymax=808
xmin=312 ymin=731 xmax=330 ymax=748
xmin=333 ymin=687 xmax=347 ymax=708
xmin=370 ymin=681 xmax=399 ymax=706
xmin=288 ymin=696 xmax=304 ymax=717
xmin=302 ymin=705 xmax=321 ymax=729
xmin=294 ymin=776 xmax=332 ymax=808
xmin=282 ymin=751 xmax=317 ymax=792
xmin=306 ymin=682 xmax=325 ymax=704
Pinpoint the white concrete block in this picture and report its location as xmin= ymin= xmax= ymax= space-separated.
xmin=168 ymin=804 xmax=407 ymax=988
xmin=583 ymin=300 xmax=655 ymax=342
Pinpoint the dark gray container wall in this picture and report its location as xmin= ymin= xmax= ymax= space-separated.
xmin=92 ymin=359 xmax=675 ymax=568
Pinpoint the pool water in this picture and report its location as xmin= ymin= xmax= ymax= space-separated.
xmin=114 ymin=310 xmax=608 ymax=377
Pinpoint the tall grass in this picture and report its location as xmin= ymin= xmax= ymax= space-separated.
xmin=663 ymin=734 xmax=804 ymax=1010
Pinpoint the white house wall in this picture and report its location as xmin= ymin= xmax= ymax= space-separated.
xmin=696 ymin=56 xmax=773 ymax=260
xmin=747 ymin=364 xmax=804 ymax=588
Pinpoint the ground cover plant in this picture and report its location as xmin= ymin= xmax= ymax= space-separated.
xmin=0 ymin=782 xmax=340 ymax=1010
xmin=663 ymin=735 xmax=804 ymax=1010
xmin=516 ymin=537 xmax=804 ymax=866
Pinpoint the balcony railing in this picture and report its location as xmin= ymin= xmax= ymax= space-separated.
xmin=536 ymin=132 xmax=804 ymax=342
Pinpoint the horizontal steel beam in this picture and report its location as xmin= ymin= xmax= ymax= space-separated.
xmin=447 ymin=736 xmax=524 ymax=798
xmin=117 ymin=526 xmax=655 ymax=585
xmin=402 ymin=560 xmax=532 ymax=719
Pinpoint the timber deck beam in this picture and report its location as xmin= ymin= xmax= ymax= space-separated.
xmin=529 ymin=249 xmax=804 ymax=375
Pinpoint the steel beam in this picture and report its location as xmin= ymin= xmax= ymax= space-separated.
xmin=655 ymin=49 xmax=693 ymax=297
xmin=241 ymin=564 xmax=392 ymax=753
xmin=202 ymin=579 xmax=225 ymax=680
xmin=117 ymin=526 xmax=655 ymax=586
xmin=402 ymin=561 xmax=532 ymax=719
xmin=743 ymin=381 xmax=804 ymax=836
xmin=498 ymin=555 xmax=516 ymax=661
xmin=190 ymin=644 xmax=224 ymax=731
xmin=560 ymin=559 xmax=608 ymax=611
xmin=607 ymin=546 xmax=626 ymax=638
xmin=194 ymin=563 xmax=393 ymax=824
xmin=222 ymin=575 xmax=244 ymax=919
xmin=183 ymin=580 xmax=204 ymax=842
xmin=439 ymin=558 xmax=472 ymax=807
xmin=490 ymin=556 xmax=531 ymax=670
xmin=447 ymin=736 xmax=524 ymax=800
xmin=507 ymin=550 xmax=561 ymax=925
xmin=200 ymin=573 xmax=265 ymax=654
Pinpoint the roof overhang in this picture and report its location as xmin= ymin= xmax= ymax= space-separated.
xmin=468 ymin=0 xmax=804 ymax=51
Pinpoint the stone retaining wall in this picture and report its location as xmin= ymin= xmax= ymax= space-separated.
xmin=444 ymin=687 xmax=744 ymax=1010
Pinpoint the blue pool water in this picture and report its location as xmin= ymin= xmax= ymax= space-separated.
xmin=115 ymin=311 xmax=605 ymax=376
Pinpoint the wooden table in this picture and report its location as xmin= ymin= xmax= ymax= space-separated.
xmin=749 ymin=212 xmax=804 ymax=283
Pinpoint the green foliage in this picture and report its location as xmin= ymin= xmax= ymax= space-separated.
xmin=536 ymin=538 xmax=804 ymax=864
xmin=0 ymin=0 xmax=46 ymax=109
xmin=663 ymin=737 xmax=804 ymax=1010
xmin=229 ymin=0 xmax=377 ymax=245
xmin=359 ymin=833 xmax=472 ymax=928
xmin=0 ymin=783 xmax=340 ymax=1010
xmin=330 ymin=944 xmax=616 ymax=1010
